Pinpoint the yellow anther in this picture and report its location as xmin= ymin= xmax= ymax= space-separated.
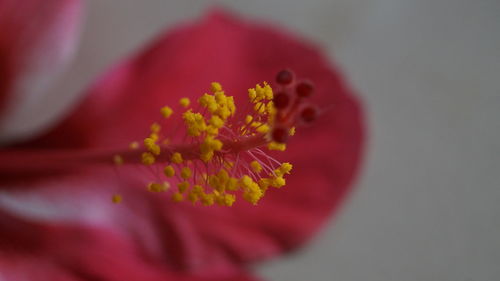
xmin=178 ymin=181 xmax=189 ymax=193
xmin=200 ymin=151 xmax=214 ymax=163
xmin=200 ymin=193 xmax=215 ymax=206
xmin=270 ymin=177 xmax=286 ymax=188
xmin=214 ymin=91 xmax=227 ymax=105
xmin=243 ymin=185 xmax=263 ymax=205
xmin=183 ymin=109 xmax=207 ymax=136
xmin=208 ymin=175 xmax=223 ymax=192
xmin=150 ymin=122 xmax=161 ymax=133
xmin=148 ymin=182 xmax=170 ymax=192
xmin=250 ymin=161 xmax=262 ymax=173
xmin=112 ymin=194 xmax=122 ymax=204
xmin=248 ymin=88 xmax=257 ymax=101
xmin=217 ymin=169 xmax=229 ymax=182
xmin=209 ymin=115 xmax=224 ymax=129
xmin=144 ymin=137 xmax=160 ymax=155
xmin=129 ymin=141 xmax=139 ymax=150
xmin=217 ymin=106 xmax=231 ymax=120
xmin=192 ymin=185 xmax=204 ymax=195
xmin=258 ymin=178 xmax=270 ymax=191
xmin=245 ymin=115 xmax=253 ymax=124
xmin=278 ymin=162 xmax=293 ymax=176
xmin=149 ymin=133 xmax=159 ymax=142
xmin=268 ymin=142 xmax=287 ymax=151
xmin=113 ymin=154 xmax=124 ymax=166
xmin=255 ymin=84 xmax=268 ymax=101
xmin=211 ymin=82 xmax=223 ymax=93
xmin=254 ymin=102 xmax=266 ymax=114
xmin=163 ymin=165 xmax=175 ymax=177
xmin=172 ymin=192 xmax=184 ymax=202
xmin=221 ymin=193 xmax=236 ymax=206
xmin=160 ymin=106 xmax=173 ymax=118
xmin=179 ymin=97 xmax=190 ymax=108
xmin=289 ymin=127 xmax=296 ymax=136
xmin=206 ymin=125 xmax=219 ymax=136
xmin=226 ymin=177 xmax=239 ymax=191
xmin=171 ymin=152 xmax=183 ymax=164
xmin=256 ymin=124 xmax=270 ymax=134
xmin=227 ymin=96 xmax=236 ymax=115
xmin=200 ymin=136 xmax=223 ymax=162
xmin=263 ymin=82 xmax=273 ymax=100
xmin=266 ymin=101 xmax=276 ymax=116
xmin=198 ymin=93 xmax=218 ymax=112
xmin=240 ymin=175 xmax=255 ymax=189
xmin=141 ymin=152 xmax=155 ymax=165
xmin=181 ymin=167 xmax=192 ymax=179
xmin=188 ymin=192 xmax=199 ymax=203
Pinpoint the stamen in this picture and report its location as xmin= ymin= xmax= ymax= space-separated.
xmin=112 ymin=70 xmax=324 ymax=206
xmin=0 ymin=70 xmax=323 ymax=207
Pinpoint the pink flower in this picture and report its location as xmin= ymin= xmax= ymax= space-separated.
xmin=0 ymin=2 xmax=364 ymax=281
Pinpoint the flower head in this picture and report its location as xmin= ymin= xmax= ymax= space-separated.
xmin=0 ymin=7 xmax=364 ymax=281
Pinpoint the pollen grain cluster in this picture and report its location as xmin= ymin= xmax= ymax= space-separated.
xmin=116 ymin=70 xmax=318 ymax=207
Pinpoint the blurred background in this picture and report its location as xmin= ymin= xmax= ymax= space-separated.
xmin=24 ymin=0 xmax=500 ymax=280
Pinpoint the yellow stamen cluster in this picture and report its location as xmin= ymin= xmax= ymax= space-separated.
xmin=239 ymin=82 xmax=279 ymax=139
xmin=127 ymin=81 xmax=295 ymax=206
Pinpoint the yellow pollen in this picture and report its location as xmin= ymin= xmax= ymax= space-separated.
xmin=268 ymin=142 xmax=287 ymax=151
xmin=250 ymin=161 xmax=262 ymax=173
xmin=277 ymin=162 xmax=293 ymax=176
xmin=144 ymin=137 xmax=160 ymax=155
xmin=178 ymin=181 xmax=189 ymax=193
xmin=183 ymin=109 xmax=207 ymax=136
xmin=289 ymin=127 xmax=296 ymax=136
xmin=256 ymin=124 xmax=270 ymax=134
xmin=141 ymin=152 xmax=155 ymax=165
xmin=211 ymin=82 xmax=222 ymax=93
xmin=270 ymin=177 xmax=286 ymax=188
xmin=181 ymin=167 xmax=192 ymax=179
xmin=245 ymin=115 xmax=253 ymax=124
xmin=209 ymin=115 xmax=224 ymax=128
xmin=172 ymin=192 xmax=184 ymax=202
xmin=160 ymin=106 xmax=173 ymax=118
xmin=171 ymin=152 xmax=183 ymax=164
xmin=179 ymin=97 xmax=190 ymax=108
xmin=163 ymin=165 xmax=175 ymax=177
xmin=200 ymin=193 xmax=215 ymax=206
xmin=148 ymin=182 xmax=170 ymax=192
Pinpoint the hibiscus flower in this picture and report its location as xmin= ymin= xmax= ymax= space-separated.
xmin=0 ymin=1 xmax=364 ymax=281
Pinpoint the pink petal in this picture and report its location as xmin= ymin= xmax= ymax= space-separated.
xmin=4 ymin=10 xmax=364 ymax=274
xmin=0 ymin=204 xmax=263 ymax=281
xmin=0 ymin=0 xmax=83 ymax=143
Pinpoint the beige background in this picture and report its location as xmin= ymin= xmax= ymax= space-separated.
xmin=15 ymin=0 xmax=500 ymax=280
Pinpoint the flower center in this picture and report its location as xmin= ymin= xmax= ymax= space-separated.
xmin=110 ymin=70 xmax=320 ymax=207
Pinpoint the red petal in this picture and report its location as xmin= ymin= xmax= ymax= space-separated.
xmin=6 ymin=10 xmax=364 ymax=274
xmin=0 ymin=204 xmax=263 ymax=281
xmin=0 ymin=0 xmax=83 ymax=142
